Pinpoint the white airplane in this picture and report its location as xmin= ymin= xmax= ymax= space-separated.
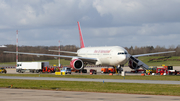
xmin=4 ymin=22 xmax=175 ymax=72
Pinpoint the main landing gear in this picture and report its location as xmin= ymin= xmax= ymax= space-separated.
xmin=114 ymin=65 xmax=123 ymax=74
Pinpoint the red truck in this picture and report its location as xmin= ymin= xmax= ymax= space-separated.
xmin=156 ymin=66 xmax=179 ymax=75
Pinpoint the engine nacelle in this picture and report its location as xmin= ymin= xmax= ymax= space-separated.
xmin=128 ymin=60 xmax=140 ymax=70
xmin=70 ymin=59 xmax=84 ymax=70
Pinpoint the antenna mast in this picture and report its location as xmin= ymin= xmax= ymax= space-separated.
xmin=58 ymin=40 xmax=60 ymax=67
xmin=16 ymin=30 xmax=18 ymax=66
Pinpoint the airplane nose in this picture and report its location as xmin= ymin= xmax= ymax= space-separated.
xmin=120 ymin=54 xmax=129 ymax=64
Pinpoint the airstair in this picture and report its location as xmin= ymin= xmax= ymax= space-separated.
xmin=130 ymin=56 xmax=149 ymax=70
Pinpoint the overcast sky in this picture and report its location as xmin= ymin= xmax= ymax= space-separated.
xmin=0 ymin=0 xmax=180 ymax=48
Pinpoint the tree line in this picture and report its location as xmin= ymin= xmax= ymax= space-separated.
xmin=0 ymin=45 xmax=78 ymax=62
xmin=0 ymin=44 xmax=179 ymax=62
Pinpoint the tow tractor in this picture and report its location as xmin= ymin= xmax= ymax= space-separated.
xmin=146 ymin=66 xmax=157 ymax=74
xmin=61 ymin=67 xmax=71 ymax=74
xmin=0 ymin=67 xmax=7 ymax=74
xmin=101 ymin=66 xmax=119 ymax=74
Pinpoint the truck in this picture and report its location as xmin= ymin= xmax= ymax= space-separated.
xmin=61 ymin=67 xmax=71 ymax=74
xmin=156 ymin=66 xmax=179 ymax=75
xmin=16 ymin=62 xmax=49 ymax=73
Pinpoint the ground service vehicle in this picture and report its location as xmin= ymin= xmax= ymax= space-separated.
xmin=61 ymin=67 xmax=71 ymax=74
xmin=101 ymin=68 xmax=108 ymax=73
xmin=16 ymin=62 xmax=49 ymax=73
xmin=0 ymin=67 xmax=6 ymax=73
xmin=90 ymin=69 xmax=97 ymax=74
xmin=156 ymin=66 xmax=178 ymax=75
xmin=42 ymin=67 xmax=55 ymax=73
xmin=156 ymin=68 xmax=168 ymax=75
xmin=55 ymin=67 xmax=61 ymax=72
xmin=108 ymin=68 xmax=116 ymax=73
xmin=146 ymin=66 xmax=157 ymax=74
xmin=101 ymin=68 xmax=116 ymax=73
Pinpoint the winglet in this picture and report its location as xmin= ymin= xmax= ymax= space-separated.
xmin=77 ymin=21 xmax=85 ymax=48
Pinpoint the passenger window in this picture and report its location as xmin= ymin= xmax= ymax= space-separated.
xmin=118 ymin=52 xmax=127 ymax=55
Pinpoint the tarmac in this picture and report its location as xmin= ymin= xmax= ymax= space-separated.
xmin=1 ymin=76 xmax=180 ymax=84
xmin=0 ymin=88 xmax=180 ymax=101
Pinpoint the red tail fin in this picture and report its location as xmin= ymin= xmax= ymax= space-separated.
xmin=77 ymin=21 xmax=85 ymax=48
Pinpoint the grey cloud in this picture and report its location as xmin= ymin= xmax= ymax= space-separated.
xmin=0 ymin=0 xmax=179 ymax=48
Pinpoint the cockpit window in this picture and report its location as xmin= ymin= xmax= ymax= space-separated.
xmin=118 ymin=51 xmax=128 ymax=55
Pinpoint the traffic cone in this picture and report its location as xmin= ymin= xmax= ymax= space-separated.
xmin=109 ymin=73 xmax=113 ymax=75
xmin=141 ymin=73 xmax=145 ymax=76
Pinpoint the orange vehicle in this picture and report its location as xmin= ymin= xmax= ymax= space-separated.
xmin=42 ymin=67 xmax=55 ymax=73
xmin=101 ymin=68 xmax=108 ymax=73
xmin=108 ymin=68 xmax=116 ymax=73
xmin=101 ymin=68 xmax=116 ymax=73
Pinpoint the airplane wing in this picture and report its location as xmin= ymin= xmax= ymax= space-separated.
xmin=132 ymin=51 xmax=175 ymax=57
xmin=49 ymin=50 xmax=77 ymax=55
xmin=3 ymin=51 xmax=97 ymax=63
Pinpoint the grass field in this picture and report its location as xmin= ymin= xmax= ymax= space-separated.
xmin=138 ymin=56 xmax=180 ymax=66
xmin=0 ymin=79 xmax=180 ymax=96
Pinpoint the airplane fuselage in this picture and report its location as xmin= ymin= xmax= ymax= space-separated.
xmin=77 ymin=46 xmax=130 ymax=66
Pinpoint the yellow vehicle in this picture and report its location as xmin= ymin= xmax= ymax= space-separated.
xmin=146 ymin=66 xmax=157 ymax=74
xmin=0 ymin=67 xmax=7 ymax=73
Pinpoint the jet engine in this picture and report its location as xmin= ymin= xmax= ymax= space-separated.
xmin=70 ymin=59 xmax=84 ymax=70
xmin=128 ymin=60 xmax=140 ymax=70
